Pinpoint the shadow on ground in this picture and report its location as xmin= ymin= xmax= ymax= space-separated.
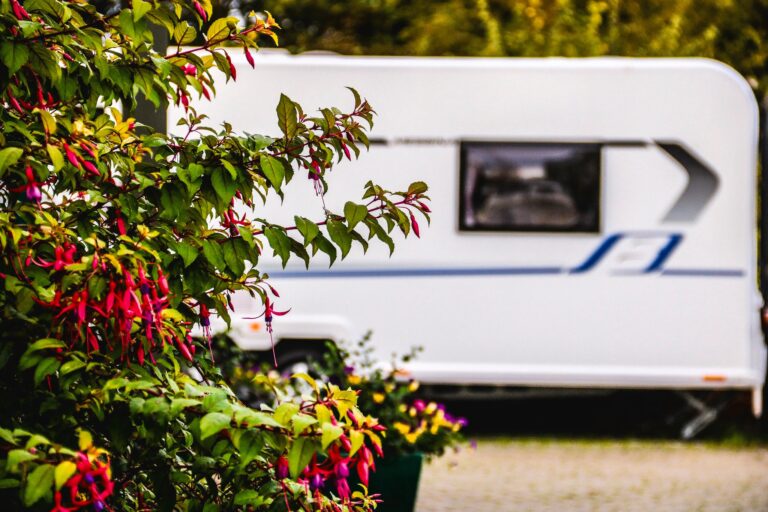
xmin=422 ymin=389 xmax=767 ymax=441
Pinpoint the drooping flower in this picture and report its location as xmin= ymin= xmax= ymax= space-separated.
xmin=246 ymin=293 xmax=290 ymax=366
xmin=275 ymin=455 xmax=289 ymax=480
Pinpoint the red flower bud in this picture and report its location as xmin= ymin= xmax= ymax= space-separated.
xmin=82 ymin=160 xmax=100 ymax=176
xmin=244 ymin=47 xmax=255 ymax=68
xmin=193 ymin=0 xmax=207 ymax=21
xmin=225 ymin=52 xmax=236 ymax=80
xmin=11 ymin=0 xmax=30 ymax=21
xmin=157 ymin=269 xmax=169 ymax=295
xmin=63 ymin=143 xmax=80 ymax=168
xmin=276 ymin=455 xmax=289 ymax=479
xmin=410 ymin=211 xmax=420 ymax=238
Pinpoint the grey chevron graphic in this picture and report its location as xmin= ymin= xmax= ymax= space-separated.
xmin=654 ymin=141 xmax=720 ymax=223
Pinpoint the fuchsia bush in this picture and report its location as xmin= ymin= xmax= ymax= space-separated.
xmin=0 ymin=1 xmax=429 ymax=510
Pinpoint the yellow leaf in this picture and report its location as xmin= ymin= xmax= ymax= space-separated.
xmin=54 ymin=461 xmax=76 ymax=490
xmin=78 ymin=429 xmax=93 ymax=451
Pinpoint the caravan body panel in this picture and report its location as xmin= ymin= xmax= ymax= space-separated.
xmin=172 ymin=55 xmax=765 ymax=394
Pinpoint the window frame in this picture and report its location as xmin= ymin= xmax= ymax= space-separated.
xmin=458 ymin=141 xmax=603 ymax=234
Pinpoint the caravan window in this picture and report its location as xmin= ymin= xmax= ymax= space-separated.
xmin=459 ymin=142 xmax=601 ymax=233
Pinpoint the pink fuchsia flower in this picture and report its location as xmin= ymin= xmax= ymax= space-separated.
xmin=11 ymin=166 xmax=44 ymax=204
xmin=56 ymin=452 xmax=113 ymax=512
xmin=181 ymin=64 xmax=197 ymax=76
xmin=245 ymin=294 xmax=290 ymax=366
xmin=275 ymin=455 xmax=289 ymax=480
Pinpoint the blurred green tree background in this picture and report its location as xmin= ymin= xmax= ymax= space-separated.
xmin=221 ymin=0 xmax=768 ymax=98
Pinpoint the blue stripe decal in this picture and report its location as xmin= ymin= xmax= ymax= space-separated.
xmin=661 ymin=269 xmax=745 ymax=277
xmin=570 ymin=234 xmax=622 ymax=273
xmin=644 ymin=234 xmax=683 ymax=272
xmin=268 ymin=267 xmax=564 ymax=278
xmin=265 ymin=266 xmax=746 ymax=279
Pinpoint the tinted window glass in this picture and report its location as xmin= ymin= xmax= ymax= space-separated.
xmin=460 ymin=142 xmax=601 ymax=232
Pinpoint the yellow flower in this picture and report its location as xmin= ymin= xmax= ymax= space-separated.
xmin=348 ymin=375 xmax=362 ymax=385
xmin=393 ymin=422 xmax=411 ymax=435
xmin=425 ymin=402 xmax=437 ymax=415
xmin=372 ymin=392 xmax=385 ymax=403
xmin=408 ymin=380 xmax=420 ymax=392
xmin=399 ymin=404 xmax=407 ymax=413
xmin=408 ymin=407 xmax=417 ymax=417
xmin=405 ymin=432 xmax=421 ymax=444
xmin=384 ymin=383 xmax=395 ymax=393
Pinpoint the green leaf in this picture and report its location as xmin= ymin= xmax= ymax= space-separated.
xmin=25 ymin=338 xmax=66 ymax=353
xmin=312 ymin=234 xmax=337 ymax=266
xmin=46 ymin=144 xmax=64 ymax=171
xmin=175 ymin=242 xmax=198 ymax=267
xmin=202 ymin=239 xmax=226 ymax=269
xmin=222 ymin=240 xmax=245 ymax=276
xmin=349 ymin=430 xmax=364 ymax=457
xmin=407 ymin=181 xmax=429 ymax=195
xmin=173 ymin=21 xmax=197 ymax=45
xmin=320 ymin=423 xmax=344 ymax=450
xmin=199 ymin=412 xmax=231 ymax=440
xmin=370 ymin=220 xmax=395 ymax=256
xmin=273 ymin=402 xmax=300 ymax=425
xmin=287 ymin=437 xmax=317 ymax=480
xmin=20 ymin=339 xmax=65 ymax=371
xmin=233 ymin=409 xmax=282 ymax=428
xmin=264 ymin=227 xmax=291 ymax=267
xmin=344 ymin=202 xmax=368 ymax=231
xmin=133 ymin=0 xmax=152 ymax=20
xmin=211 ymin=168 xmax=236 ymax=204
xmin=0 ymin=479 xmax=19 ymax=489
xmin=327 ymin=220 xmax=352 ymax=259
xmin=234 ymin=489 xmax=266 ymax=506
xmin=347 ymin=86 xmax=362 ymax=108
xmin=37 ymin=109 xmax=56 ymax=135
xmin=206 ymin=18 xmax=233 ymax=43
xmin=276 ymin=94 xmax=298 ymax=140
xmin=0 ymin=147 xmax=23 ymax=177
xmin=170 ymin=398 xmax=201 ymax=417
xmin=187 ymin=163 xmax=204 ymax=181
xmin=259 ymin=155 xmax=285 ymax=192
xmin=6 ymin=449 xmax=37 ymax=472
xmin=23 ymin=464 xmax=54 ymax=507
xmin=59 ymin=359 xmax=85 ymax=375
xmin=292 ymin=414 xmax=317 ymax=436
xmin=0 ymin=42 xmax=29 ymax=74
xmin=54 ymin=461 xmax=76 ymax=490
xmin=237 ymin=430 xmax=265 ymax=468
xmin=295 ymin=216 xmax=320 ymax=246
xmin=0 ymin=427 xmax=14 ymax=444
xmin=33 ymin=357 xmax=60 ymax=386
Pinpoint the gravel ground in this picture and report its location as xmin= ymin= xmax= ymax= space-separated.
xmin=414 ymin=439 xmax=768 ymax=512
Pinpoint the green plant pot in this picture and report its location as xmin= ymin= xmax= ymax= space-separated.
xmin=366 ymin=452 xmax=424 ymax=512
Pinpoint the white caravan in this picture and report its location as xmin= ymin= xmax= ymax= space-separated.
xmin=172 ymin=53 xmax=766 ymax=430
